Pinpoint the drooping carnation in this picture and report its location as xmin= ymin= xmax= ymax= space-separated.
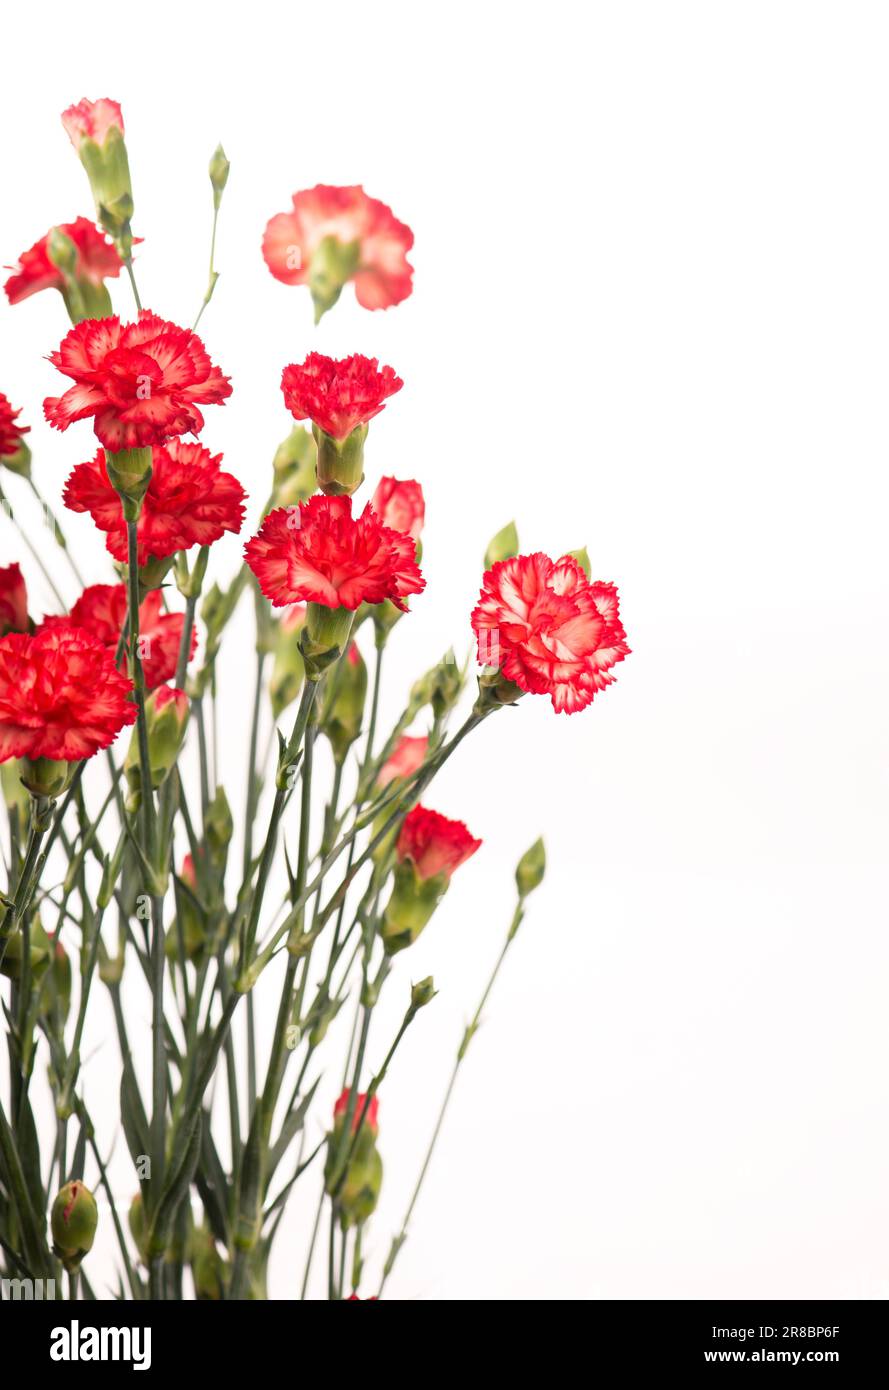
xmin=281 ymin=353 xmax=402 ymax=441
xmin=377 ymin=734 xmax=428 ymax=788
xmin=44 ymin=311 xmax=232 ymax=450
xmin=244 ymin=495 xmax=424 ymax=612
xmin=371 ymin=476 xmax=425 ymax=542
xmin=333 ymin=1088 xmax=379 ymax=1136
xmin=63 ymin=441 xmax=246 ymax=565
xmin=0 ymin=392 xmax=29 ymax=461
xmin=396 ymin=806 xmax=482 ymax=882
xmin=61 ymin=98 xmax=124 ymax=151
xmin=0 ymin=564 xmax=29 ymax=636
xmin=0 ymin=623 xmax=136 ymax=762
xmin=4 ymin=218 xmax=123 ymax=306
xmin=471 ymin=553 xmax=630 ymax=715
xmin=46 ymin=584 xmax=196 ymax=690
xmin=262 ymin=184 xmax=414 ymax=312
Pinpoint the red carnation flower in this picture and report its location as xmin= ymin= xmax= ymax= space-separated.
xmin=244 ymin=495 xmax=424 ymax=612
xmin=396 ymin=806 xmax=481 ymax=882
xmin=44 ymin=311 xmax=232 ymax=450
xmin=333 ymin=1088 xmax=379 ymax=1136
xmin=262 ymin=184 xmax=414 ymax=312
xmin=0 ymin=392 xmax=29 ymax=461
xmin=281 ymin=353 xmax=402 ymax=442
xmin=63 ymin=440 xmax=246 ymax=565
xmin=471 ymin=553 xmax=630 ymax=715
xmin=371 ymin=476 xmax=425 ymax=542
xmin=0 ymin=564 xmax=29 ymax=636
xmin=377 ymin=734 xmax=428 ymax=788
xmin=61 ymin=98 xmax=124 ymax=151
xmin=4 ymin=218 xmax=123 ymax=306
xmin=0 ymin=623 xmax=136 ymax=762
xmin=47 ymin=584 xmax=196 ymax=690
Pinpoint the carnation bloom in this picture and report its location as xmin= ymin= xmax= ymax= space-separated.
xmin=333 ymin=1088 xmax=379 ymax=1136
xmin=4 ymin=218 xmax=123 ymax=306
xmin=63 ymin=440 xmax=246 ymax=565
xmin=244 ymin=495 xmax=424 ymax=612
xmin=47 ymin=583 xmax=196 ymax=690
xmin=377 ymin=734 xmax=428 ymax=788
xmin=44 ymin=311 xmax=232 ymax=450
xmin=0 ymin=392 xmax=29 ymax=462
xmin=61 ymin=98 xmax=124 ymax=151
xmin=262 ymin=184 xmax=414 ymax=316
xmin=371 ymin=476 xmax=425 ymax=542
xmin=471 ymin=553 xmax=630 ymax=715
xmin=281 ymin=353 xmax=402 ymax=442
xmin=396 ymin=806 xmax=482 ymax=882
xmin=0 ymin=564 xmax=29 ymax=636
xmin=0 ymin=623 xmax=136 ymax=762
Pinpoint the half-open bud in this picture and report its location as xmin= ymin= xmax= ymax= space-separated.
xmin=325 ymin=1089 xmax=383 ymax=1229
xmin=61 ymin=99 xmax=134 ymax=253
xmin=380 ymin=806 xmax=481 ymax=954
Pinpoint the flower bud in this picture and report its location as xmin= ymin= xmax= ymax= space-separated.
xmin=128 ymin=1191 xmax=148 ymax=1264
xmin=205 ymin=786 xmax=234 ymax=867
xmin=313 ymin=422 xmax=367 ymax=497
xmin=270 ymin=605 xmax=306 ymax=717
xmin=192 ymin=1227 xmax=229 ymax=1299
xmin=20 ymin=756 xmax=77 ymax=800
xmin=429 ymin=648 xmax=464 ymax=720
xmin=300 ymin=603 xmax=354 ymax=681
xmin=484 ymin=520 xmax=519 ymax=569
xmin=0 ymin=915 xmax=51 ymax=983
xmin=410 ymin=976 xmax=437 ymax=1010
xmin=377 ymin=734 xmax=428 ymax=790
xmin=104 ymin=446 xmax=153 ymax=517
xmin=319 ymin=641 xmax=367 ymax=763
xmin=381 ymin=806 xmax=481 ymax=954
xmin=325 ymin=1089 xmax=383 ymax=1229
xmin=124 ymin=686 xmax=189 ymax=807
xmin=0 ymin=758 xmax=30 ymax=824
xmin=516 ymin=836 xmax=546 ymax=899
xmin=62 ymin=99 xmax=134 ymax=251
xmin=51 ymin=1180 xmax=98 ymax=1272
xmin=272 ymin=424 xmax=317 ymax=507
xmin=40 ymin=935 xmax=72 ymax=1024
xmin=168 ymin=855 xmax=207 ymax=962
xmin=568 ymin=546 xmax=591 ymax=578
xmin=209 ymin=144 xmax=230 ymax=207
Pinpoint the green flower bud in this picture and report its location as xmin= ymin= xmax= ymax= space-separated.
xmin=0 ymin=434 xmax=32 ymax=478
xmin=270 ymin=606 xmax=306 ymax=717
xmin=0 ymin=915 xmax=51 ymax=983
xmin=128 ymin=1191 xmax=149 ymax=1264
xmin=205 ymin=786 xmax=234 ymax=867
xmin=484 ymin=520 xmax=519 ymax=570
xmin=1 ymin=759 xmax=30 ymax=823
xmin=104 ymin=447 xmax=153 ymax=517
xmin=124 ymin=686 xmax=189 ymax=808
xmin=568 ymin=546 xmax=591 ymax=578
xmin=208 ymin=144 xmax=230 ymax=206
xmin=46 ymin=227 xmax=78 ymax=277
xmin=20 ymin=757 xmax=76 ymax=800
xmin=40 ymin=936 xmax=72 ymax=1024
xmin=319 ymin=641 xmax=367 ymax=763
xmin=272 ymin=424 xmax=317 ymax=501
xmin=410 ymin=976 xmax=437 ymax=1010
xmin=516 ymin=836 xmax=546 ymax=899
xmin=51 ymin=1180 xmax=98 ymax=1272
xmin=325 ymin=1091 xmax=383 ymax=1229
xmin=192 ymin=1227 xmax=229 ymax=1299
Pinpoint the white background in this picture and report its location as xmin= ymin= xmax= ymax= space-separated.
xmin=1 ymin=1 xmax=887 ymax=1300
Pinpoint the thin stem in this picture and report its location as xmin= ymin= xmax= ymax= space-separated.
xmin=124 ymin=257 xmax=142 ymax=312
xmin=27 ymin=476 xmax=86 ymax=587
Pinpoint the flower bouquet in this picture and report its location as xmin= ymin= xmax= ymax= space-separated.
xmin=0 ymin=98 xmax=629 ymax=1300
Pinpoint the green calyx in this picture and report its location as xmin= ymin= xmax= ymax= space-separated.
xmin=309 ymin=235 xmax=360 ymax=323
xmin=104 ymin=447 xmax=153 ymax=516
xmin=380 ymin=859 xmax=449 ymax=955
xmin=313 ymin=423 xmax=367 ymax=497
